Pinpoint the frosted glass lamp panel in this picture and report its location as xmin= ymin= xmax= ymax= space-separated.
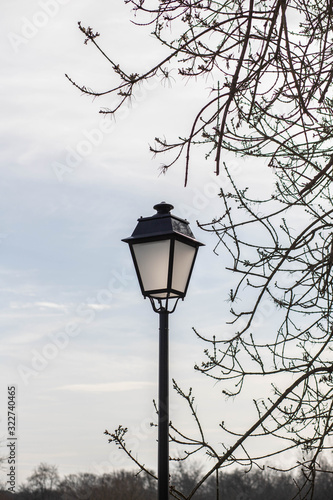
xmin=132 ymin=240 xmax=171 ymax=292
xmin=171 ymin=240 xmax=196 ymax=293
xmin=151 ymin=291 xmax=179 ymax=298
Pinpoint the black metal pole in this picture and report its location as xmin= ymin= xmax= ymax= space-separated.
xmin=158 ymin=308 xmax=169 ymax=500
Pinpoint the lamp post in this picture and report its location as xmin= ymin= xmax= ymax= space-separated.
xmin=123 ymin=201 xmax=204 ymax=500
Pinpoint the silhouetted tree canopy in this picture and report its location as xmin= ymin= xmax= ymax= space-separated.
xmin=2 ymin=462 xmax=333 ymax=499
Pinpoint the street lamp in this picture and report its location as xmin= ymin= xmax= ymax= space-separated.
xmin=123 ymin=202 xmax=204 ymax=500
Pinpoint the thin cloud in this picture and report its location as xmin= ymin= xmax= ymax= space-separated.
xmin=58 ymin=381 xmax=155 ymax=392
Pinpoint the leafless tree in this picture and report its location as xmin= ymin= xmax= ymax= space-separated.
xmin=67 ymin=1 xmax=333 ymax=498
xmin=23 ymin=463 xmax=60 ymax=499
xmin=59 ymin=471 xmax=156 ymax=500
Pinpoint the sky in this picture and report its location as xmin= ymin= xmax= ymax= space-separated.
xmin=0 ymin=0 xmax=279 ymax=488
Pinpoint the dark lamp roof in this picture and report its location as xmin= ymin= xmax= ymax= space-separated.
xmin=122 ymin=202 xmax=204 ymax=245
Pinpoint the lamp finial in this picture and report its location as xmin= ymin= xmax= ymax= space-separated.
xmin=153 ymin=202 xmax=174 ymax=215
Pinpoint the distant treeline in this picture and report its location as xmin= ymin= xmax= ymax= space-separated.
xmin=1 ymin=462 xmax=333 ymax=499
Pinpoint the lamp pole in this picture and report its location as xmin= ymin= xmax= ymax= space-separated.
xmin=158 ymin=308 xmax=169 ymax=500
xmin=122 ymin=202 xmax=204 ymax=500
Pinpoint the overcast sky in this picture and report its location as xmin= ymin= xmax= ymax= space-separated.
xmin=1 ymin=0 xmax=279 ymax=487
